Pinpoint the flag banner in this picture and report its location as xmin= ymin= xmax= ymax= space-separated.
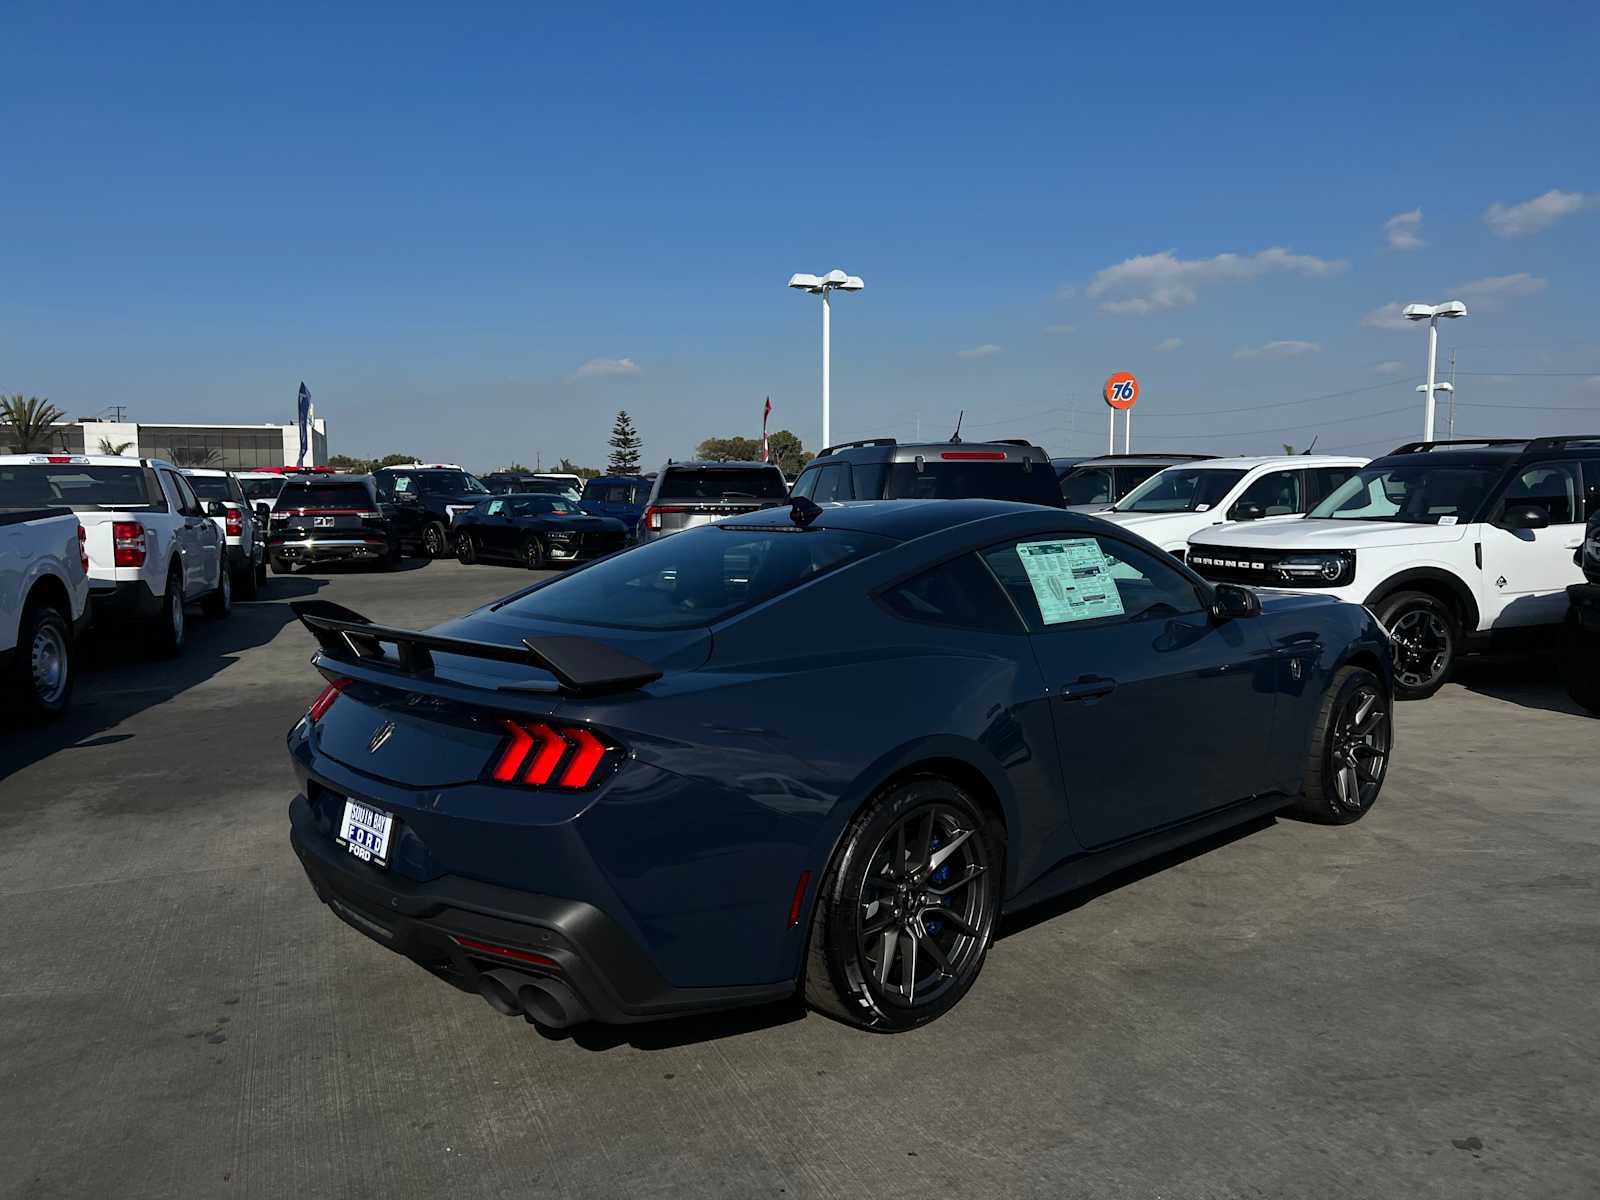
xmin=296 ymin=382 xmax=311 ymax=467
xmin=762 ymin=396 xmax=772 ymax=464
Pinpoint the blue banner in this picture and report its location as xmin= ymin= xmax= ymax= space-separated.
xmin=296 ymin=382 xmax=311 ymax=467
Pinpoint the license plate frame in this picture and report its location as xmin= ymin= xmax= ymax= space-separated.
xmin=337 ymin=798 xmax=394 ymax=868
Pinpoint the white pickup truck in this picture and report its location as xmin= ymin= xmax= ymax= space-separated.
xmin=0 ymin=507 xmax=89 ymax=718
xmin=0 ymin=454 xmax=232 ymax=660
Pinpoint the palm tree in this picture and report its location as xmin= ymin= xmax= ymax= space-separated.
xmin=164 ymin=445 xmax=223 ymax=467
xmin=0 ymin=395 xmax=67 ymax=453
xmin=97 ymin=438 xmax=134 ymax=456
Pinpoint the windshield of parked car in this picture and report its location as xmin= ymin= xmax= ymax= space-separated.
xmin=0 ymin=464 xmax=164 ymax=511
xmin=512 ymin=495 xmax=579 ymax=515
xmin=1059 ymin=466 xmax=1116 ymax=506
xmin=185 ymin=475 xmax=235 ymax=501
xmin=274 ymin=482 xmax=375 ymax=509
xmin=1113 ymin=468 xmax=1247 ymax=513
xmin=238 ymin=478 xmax=285 ymax=503
xmin=498 ymin=525 xmax=891 ymax=629
xmin=1308 ymin=464 xmax=1500 ymax=524
xmin=656 ymin=467 xmax=789 ymax=502
xmin=878 ymin=461 xmax=1062 ymax=506
xmin=415 ymin=470 xmax=488 ymax=496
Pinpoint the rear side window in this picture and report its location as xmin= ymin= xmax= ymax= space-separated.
xmin=1232 ymin=469 xmax=1304 ymax=517
xmin=1499 ymin=461 xmax=1581 ymax=524
xmin=880 ymin=554 xmax=1022 ymax=634
xmin=499 ymin=525 xmax=891 ymax=629
xmin=0 ymin=464 xmax=166 ymax=511
xmin=275 ymin=483 xmax=375 ymax=509
xmin=812 ymin=462 xmax=854 ymax=502
xmin=884 ymin=462 xmax=1061 ymax=506
xmin=1060 ymin=466 xmax=1115 ymax=506
xmin=656 ymin=467 xmax=789 ymax=502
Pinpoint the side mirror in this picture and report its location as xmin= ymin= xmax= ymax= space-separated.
xmin=205 ymin=500 xmax=228 ymax=517
xmin=1499 ymin=505 xmax=1550 ymax=531
xmin=1210 ymin=582 xmax=1261 ymax=622
xmin=254 ymin=502 xmax=271 ymax=519
xmin=1229 ymin=500 xmax=1265 ymax=522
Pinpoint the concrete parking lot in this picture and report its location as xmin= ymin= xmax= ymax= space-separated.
xmin=1 ymin=559 xmax=1596 ymax=1199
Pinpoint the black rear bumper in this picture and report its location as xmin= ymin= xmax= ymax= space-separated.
xmin=88 ymin=579 xmax=162 ymax=621
xmin=288 ymin=795 xmax=790 ymax=1024
xmin=272 ymin=538 xmax=388 ymax=563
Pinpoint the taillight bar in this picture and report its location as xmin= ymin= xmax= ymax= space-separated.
xmin=450 ymin=936 xmax=559 ymax=969
xmin=112 ymin=520 xmax=147 ymax=568
xmin=224 ymin=506 xmax=243 ymax=537
xmin=642 ymin=505 xmax=687 ymax=531
xmin=490 ymin=720 xmax=621 ymax=790
xmin=307 ymin=677 xmax=352 ymax=722
xmin=77 ymin=525 xmax=88 ymax=575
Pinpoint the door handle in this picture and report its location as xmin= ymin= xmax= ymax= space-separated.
xmin=1058 ymin=675 xmax=1117 ymax=702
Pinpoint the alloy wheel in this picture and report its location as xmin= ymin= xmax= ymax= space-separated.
xmin=1388 ymin=608 xmax=1449 ymax=690
xmin=855 ymin=804 xmax=994 ymax=1009
xmin=170 ymin=588 xmax=185 ymax=644
xmin=1328 ymin=684 xmax=1389 ymax=812
xmin=30 ymin=621 xmax=69 ymax=708
xmin=424 ymin=525 xmax=444 ymax=557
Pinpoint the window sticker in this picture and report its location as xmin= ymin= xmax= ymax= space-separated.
xmin=1196 ymin=503 xmax=1210 ymax=512
xmin=1438 ymin=515 xmax=1458 ymax=526
xmin=1016 ymin=539 xmax=1126 ymax=624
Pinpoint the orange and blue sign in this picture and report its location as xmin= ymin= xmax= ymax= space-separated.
xmin=1103 ymin=372 xmax=1139 ymax=410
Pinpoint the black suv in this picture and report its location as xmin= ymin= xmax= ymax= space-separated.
xmin=1056 ymin=453 xmax=1215 ymax=511
xmin=372 ymin=465 xmax=493 ymax=558
xmin=268 ymin=474 xmax=398 ymax=572
xmin=791 ymin=438 xmax=1062 ymax=506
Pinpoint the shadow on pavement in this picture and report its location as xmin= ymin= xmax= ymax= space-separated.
xmin=0 ymin=576 xmax=326 ymax=783
xmin=1452 ymin=652 xmax=1587 ymax=717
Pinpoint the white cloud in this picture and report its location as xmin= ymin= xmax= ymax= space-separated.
xmin=1234 ymin=339 xmax=1322 ymax=359
xmin=1484 ymin=189 xmax=1592 ymax=237
xmin=1042 ymin=323 xmax=1077 ymax=336
xmin=1361 ymin=302 xmax=1414 ymax=333
xmin=1152 ymin=337 xmax=1184 ymax=353
xmin=1384 ymin=208 xmax=1424 ymax=250
xmin=1451 ymin=272 xmax=1547 ymax=308
xmin=957 ymin=344 xmax=1003 ymax=359
xmin=1086 ymin=247 xmax=1346 ymax=316
xmin=573 ymin=356 xmax=641 ymax=379
xmin=1374 ymin=360 xmax=1407 ymax=376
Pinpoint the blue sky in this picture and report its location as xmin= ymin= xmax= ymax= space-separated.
xmin=4 ymin=2 xmax=1598 ymax=469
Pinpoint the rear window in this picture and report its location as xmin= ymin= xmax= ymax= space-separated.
xmin=1060 ymin=466 xmax=1115 ymax=506
xmin=657 ymin=467 xmax=789 ymax=502
xmin=0 ymin=464 xmax=166 ymax=512
xmin=239 ymin=477 xmax=285 ymax=503
xmin=275 ymin=483 xmax=374 ymax=509
xmin=883 ymin=462 xmax=1062 ymax=506
xmin=185 ymin=475 xmax=236 ymax=501
xmin=499 ymin=525 xmax=891 ymax=629
xmin=582 ymin=479 xmax=647 ymax=504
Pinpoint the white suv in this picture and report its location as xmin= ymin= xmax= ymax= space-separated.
xmin=1096 ymin=455 xmax=1369 ymax=558
xmin=183 ymin=469 xmax=267 ymax=598
xmin=0 ymin=454 xmax=233 ymax=657
xmin=1187 ymin=437 xmax=1595 ymax=698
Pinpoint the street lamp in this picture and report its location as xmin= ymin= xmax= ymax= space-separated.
xmin=1403 ymin=300 xmax=1467 ymax=442
xmin=788 ymin=268 xmax=864 ymax=449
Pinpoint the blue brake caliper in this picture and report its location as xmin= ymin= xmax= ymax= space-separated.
xmin=925 ymin=832 xmax=948 ymax=936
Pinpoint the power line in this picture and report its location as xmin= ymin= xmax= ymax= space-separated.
xmin=1455 ymin=400 xmax=1600 ymax=412
xmin=1455 ymin=371 xmax=1600 ymax=377
xmin=1122 ymin=405 xmax=1415 ymax=441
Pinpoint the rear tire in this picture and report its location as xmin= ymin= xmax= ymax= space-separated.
xmin=1287 ymin=666 xmax=1391 ymax=824
xmin=422 ymin=522 xmax=448 ymax=559
xmin=8 ymin=603 xmax=74 ymax=721
xmin=803 ymin=777 xmax=1002 ymax=1031
xmin=523 ymin=537 xmax=545 ymax=570
xmin=456 ymin=532 xmax=477 ymax=564
xmin=1374 ymin=590 xmax=1456 ymax=700
xmin=235 ymin=559 xmax=259 ymax=600
xmin=203 ymin=560 xmax=232 ymax=618
xmin=151 ymin=569 xmax=186 ymax=659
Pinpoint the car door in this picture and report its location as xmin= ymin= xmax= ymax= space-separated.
xmin=1479 ymin=459 xmax=1587 ymax=627
xmin=161 ymin=470 xmax=209 ymax=595
xmin=378 ymin=473 xmax=423 ymax=545
xmin=480 ymin=499 xmax=516 ymax=555
xmin=980 ymin=531 xmax=1277 ymax=848
xmin=1226 ymin=468 xmax=1307 ymax=523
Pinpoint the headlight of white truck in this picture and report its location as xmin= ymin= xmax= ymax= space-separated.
xmin=1275 ymin=551 xmax=1354 ymax=585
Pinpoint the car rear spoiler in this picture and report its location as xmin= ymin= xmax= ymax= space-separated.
xmin=289 ymin=600 xmax=662 ymax=697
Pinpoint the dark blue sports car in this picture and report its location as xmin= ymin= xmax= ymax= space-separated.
xmin=286 ymin=498 xmax=1393 ymax=1032
xmin=452 ymin=494 xmax=627 ymax=569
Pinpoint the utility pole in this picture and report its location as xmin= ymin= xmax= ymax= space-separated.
xmin=1447 ymin=350 xmax=1457 ymax=439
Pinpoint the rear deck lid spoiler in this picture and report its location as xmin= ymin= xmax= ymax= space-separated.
xmin=289 ymin=599 xmax=662 ymax=696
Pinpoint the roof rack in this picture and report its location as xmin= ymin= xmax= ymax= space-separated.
xmin=1075 ymin=452 xmax=1214 ymax=461
xmin=990 ymin=439 xmax=1037 ymax=447
xmin=1389 ymin=438 xmax=1527 ymax=454
xmin=1525 ymin=435 xmax=1600 ymax=453
xmin=817 ymin=437 xmax=897 ymax=457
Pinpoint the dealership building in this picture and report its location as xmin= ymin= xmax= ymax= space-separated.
xmin=17 ymin=417 xmax=329 ymax=469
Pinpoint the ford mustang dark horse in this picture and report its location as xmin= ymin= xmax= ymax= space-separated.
xmin=287 ymin=499 xmax=1393 ymax=1032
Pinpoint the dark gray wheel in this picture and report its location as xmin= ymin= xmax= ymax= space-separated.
xmin=523 ymin=537 xmax=545 ymax=570
xmin=422 ymin=522 xmax=448 ymax=559
xmin=151 ymin=569 xmax=186 ymax=658
xmin=270 ymin=554 xmax=292 ymax=575
xmin=254 ymin=555 xmax=268 ymax=590
xmin=804 ymin=778 xmax=1001 ymax=1031
xmin=235 ymin=558 xmax=259 ymax=599
xmin=203 ymin=558 xmax=232 ymax=618
xmin=456 ymin=532 xmax=477 ymax=564
xmin=8 ymin=604 xmax=73 ymax=720
xmin=1289 ymin=666 xmax=1391 ymax=824
xmin=1375 ymin=591 xmax=1455 ymax=700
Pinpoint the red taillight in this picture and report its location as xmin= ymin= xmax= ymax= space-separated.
xmin=941 ymin=451 xmax=1007 ymax=460
xmin=112 ymin=521 xmax=147 ymax=568
xmin=224 ymin=506 xmax=243 ymax=537
xmin=450 ymin=936 xmax=559 ymax=969
xmin=489 ymin=721 xmax=619 ymax=790
xmin=47 ymin=455 xmax=72 ymax=464
xmin=307 ymin=677 xmax=352 ymax=722
xmin=77 ymin=525 xmax=88 ymax=574
xmin=642 ymin=505 xmax=686 ymax=531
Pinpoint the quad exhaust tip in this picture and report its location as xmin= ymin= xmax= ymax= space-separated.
xmin=477 ymin=968 xmax=589 ymax=1030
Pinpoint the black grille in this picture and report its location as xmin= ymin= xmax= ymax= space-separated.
xmin=1187 ymin=545 xmax=1354 ymax=588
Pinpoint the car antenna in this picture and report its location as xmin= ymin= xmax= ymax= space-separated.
xmin=949 ymin=410 xmax=964 ymax=444
xmin=790 ymin=495 xmax=823 ymax=529
xmin=1300 ymin=435 xmax=1319 ymax=455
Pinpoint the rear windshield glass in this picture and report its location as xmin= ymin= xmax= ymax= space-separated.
xmin=0 ymin=464 xmax=164 ymax=511
xmin=275 ymin=483 xmax=374 ymax=509
xmin=499 ymin=525 xmax=891 ymax=629
xmin=239 ymin=478 xmax=285 ymax=503
xmin=185 ymin=475 xmax=235 ymax=501
xmin=883 ymin=462 xmax=1062 ymax=506
xmin=1059 ymin=466 xmax=1116 ymax=506
xmin=413 ymin=470 xmax=488 ymax=496
xmin=657 ymin=468 xmax=789 ymax=502
xmin=582 ymin=479 xmax=647 ymax=504
xmin=1113 ymin=468 xmax=1247 ymax=513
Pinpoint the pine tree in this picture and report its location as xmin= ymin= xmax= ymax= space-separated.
xmin=607 ymin=410 xmax=643 ymax=474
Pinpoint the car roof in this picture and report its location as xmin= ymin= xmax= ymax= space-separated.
xmin=1064 ymin=453 xmax=1216 ymax=468
xmin=0 ymin=453 xmax=175 ymax=469
xmin=1157 ymin=454 xmax=1368 ymax=471
xmin=721 ymin=497 xmax=1103 ymax=541
xmin=279 ymin=473 xmax=372 ymax=485
xmin=658 ymin=460 xmax=783 ymax=471
xmin=181 ymin=468 xmax=233 ymax=476
xmin=811 ymin=438 xmax=1050 ymax=464
xmin=1371 ymin=436 xmax=1600 ymax=467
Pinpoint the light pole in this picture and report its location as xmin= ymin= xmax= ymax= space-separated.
xmin=788 ymin=269 xmax=864 ymax=449
xmin=1403 ymin=301 xmax=1467 ymax=442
